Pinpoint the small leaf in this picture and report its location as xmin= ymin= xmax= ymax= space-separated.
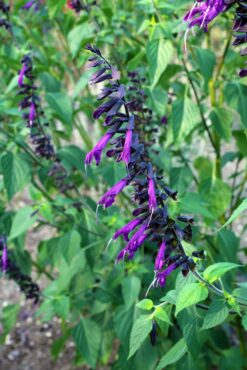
xmin=9 ymin=206 xmax=38 ymax=240
xmin=176 ymin=283 xmax=208 ymax=316
xmin=154 ymin=307 xmax=171 ymax=324
xmin=203 ymin=262 xmax=240 ymax=283
xmin=156 ymin=338 xmax=187 ymax=370
xmin=217 ymin=199 xmax=247 ymax=231
xmin=73 ymin=318 xmax=101 ymax=368
xmin=136 ymin=299 xmax=154 ymax=311
xmin=128 ymin=315 xmax=153 ymax=359
xmin=201 ymin=300 xmax=229 ymax=330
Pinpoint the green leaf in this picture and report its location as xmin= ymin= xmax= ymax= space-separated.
xmin=156 ymin=338 xmax=187 ymax=370
xmin=233 ymin=130 xmax=247 ymax=156
xmin=58 ymin=230 xmax=81 ymax=263
xmin=53 ymin=296 xmax=70 ymax=320
xmin=217 ymin=198 xmax=247 ymax=231
xmin=73 ymin=318 xmax=101 ymax=368
xmin=47 ymin=0 xmax=66 ymax=18
xmin=172 ymin=97 xmax=200 ymax=142
xmin=136 ymin=299 xmax=154 ymax=311
xmin=46 ymin=92 xmax=73 ymax=127
xmin=194 ymin=47 xmax=216 ymax=83
xmin=122 ymin=275 xmax=141 ymax=309
xmin=176 ymin=283 xmax=208 ymax=316
xmin=201 ymin=300 xmax=229 ymax=330
xmin=203 ymin=262 xmax=240 ymax=283
xmin=68 ymin=23 xmax=94 ymax=58
xmin=224 ymin=82 xmax=247 ymax=128
xmin=9 ymin=206 xmax=38 ymax=240
xmin=210 ymin=107 xmax=232 ymax=142
xmin=146 ymin=39 xmax=173 ymax=88
xmin=1 ymin=152 xmax=30 ymax=200
xmin=128 ymin=315 xmax=153 ymax=359
xmin=154 ymin=307 xmax=171 ymax=324
xmin=199 ymin=178 xmax=231 ymax=219
xmin=0 ymin=304 xmax=20 ymax=344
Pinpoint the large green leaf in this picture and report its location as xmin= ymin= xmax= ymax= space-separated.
xmin=1 ymin=152 xmax=30 ymax=200
xmin=146 ymin=39 xmax=173 ymax=88
xmin=194 ymin=47 xmax=216 ymax=83
xmin=156 ymin=338 xmax=187 ymax=370
xmin=128 ymin=315 xmax=153 ymax=359
xmin=224 ymin=82 xmax=247 ymax=128
xmin=73 ymin=318 xmax=101 ymax=368
xmin=203 ymin=262 xmax=240 ymax=283
xmin=201 ymin=300 xmax=229 ymax=330
xmin=172 ymin=96 xmax=200 ymax=142
xmin=176 ymin=283 xmax=208 ymax=316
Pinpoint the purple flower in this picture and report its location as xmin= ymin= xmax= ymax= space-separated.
xmin=18 ymin=63 xmax=27 ymax=87
xmin=184 ymin=0 xmax=227 ymax=31
xmin=113 ymin=217 xmax=143 ymax=241
xmin=98 ymin=177 xmax=129 ymax=208
xmin=117 ymin=223 xmax=149 ymax=260
xmin=29 ymin=103 xmax=36 ymax=126
xmin=85 ymin=132 xmax=114 ymax=166
xmin=121 ymin=116 xmax=134 ymax=164
xmin=156 ymin=262 xmax=178 ymax=287
xmin=154 ymin=241 xmax=166 ymax=271
xmin=148 ymin=178 xmax=157 ymax=211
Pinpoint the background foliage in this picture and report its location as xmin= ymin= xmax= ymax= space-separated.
xmin=0 ymin=0 xmax=247 ymax=369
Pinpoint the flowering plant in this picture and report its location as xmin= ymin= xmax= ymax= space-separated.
xmin=0 ymin=0 xmax=246 ymax=369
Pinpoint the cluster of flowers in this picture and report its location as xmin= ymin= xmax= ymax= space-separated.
xmin=0 ymin=236 xmax=40 ymax=304
xmin=18 ymin=54 xmax=54 ymax=160
xmin=233 ymin=1 xmax=247 ymax=77
xmin=0 ymin=0 xmax=10 ymax=31
xmin=184 ymin=0 xmax=247 ymax=77
xmin=84 ymin=45 xmax=205 ymax=289
xmin=18 ymin=54 xmax=76 ymax=194
xmin=22 ymin=1 xmax=41 ymax=11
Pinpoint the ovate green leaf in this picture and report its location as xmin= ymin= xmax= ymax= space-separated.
xmin=176 ymin=283 xmax=208 ymax=316
xmin=203 ymin=262 xmax=240 ymax=283
xmin=73 ymin=318 xmax=101 ymax=368
xmin=146 ymin=39 xmax=173 ymax=88
xmin=156 ymin=338 xmax=187 ymax=370
xmin=201 ymin=300 xmax=229 ymax=330
xmin=128 ymin=315 xmax=153 ymax=359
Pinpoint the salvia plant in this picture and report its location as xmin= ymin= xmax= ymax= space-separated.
xmin=0 ymin=1 xmax=246 ymax=369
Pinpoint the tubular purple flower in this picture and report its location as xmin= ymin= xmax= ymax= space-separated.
xmin=113 ymin=217 xmax=143 ymax=241
xmin=148 ymin=178 xmax=157 ymax=211
xmin=18 ymin=63 xmax=27 ymax=87
xmin=184 ymin=0 xmax=227 ymax=31
xmin=29 ymin=103 xmax=36 ymax=126
xmin=121 ymin=116 xmax=134 ymax=164
xmin=23 ymin=1 xmax=35 ymax=9
xmin=85 ymin=132 xmax=114 ymax=166
xmin=98 ymin=177 xmax=129 ymax=208
xmin=154 ymin=241 xmax=166 ymax=271
xmin=156 ymin=262 xmax=178 ymax=287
